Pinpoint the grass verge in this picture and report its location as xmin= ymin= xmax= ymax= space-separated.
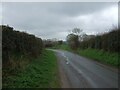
xmin=3 ymin=50 xmax=60 ymax=88
xmin=78 ymin=48 xmax=119 ymax=67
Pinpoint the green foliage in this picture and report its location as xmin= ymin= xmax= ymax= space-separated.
xmin=3 ymin=50 xmax=60 ymax=88
xmin=79 ymin=29 xmax=120 ymax=53
xmin=78 ymin=48 xmax=119 ymax=67
xmin=2 ymin=25 xmax=43 ymax=65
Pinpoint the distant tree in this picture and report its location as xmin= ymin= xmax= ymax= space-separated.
xmin=66 ymin=28 xmax=85 ymax=49
xmin=66 ymin=33 xmax=79 ymax=49
xmin=72 ymin=28 xmax=83 ymax=35
xmin=58 ymin=40 xmax=63 ymax=45
xmin=72 ymin=28 xmax=88 ymax=42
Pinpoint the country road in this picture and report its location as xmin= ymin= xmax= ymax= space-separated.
xmin=51 ymin=49 xmax=118 ymax=88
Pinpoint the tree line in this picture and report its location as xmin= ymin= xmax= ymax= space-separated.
xmin=2 ymin=25 xmax=43 ymax=65
xmin=67 ymin=28 xmax=120 ymax=53
xmin=43 ymin=39 xmax=63 ymax=48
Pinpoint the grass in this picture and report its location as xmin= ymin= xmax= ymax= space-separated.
xmin=51 ymin=44 xmax=71 ymax=51
xmin=3 ymin=50 xmax=60 ymax=88
xmin=78 ymin=48 xmax=119 ymax=67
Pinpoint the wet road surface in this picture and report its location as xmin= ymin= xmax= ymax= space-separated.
xmin=52 ymin=49 xmax=118 ymax=88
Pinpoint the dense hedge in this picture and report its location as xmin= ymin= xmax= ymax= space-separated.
xmin=2 ymin=25 xmax=43 ymax=64
xmin=79 ymin=29 xmax=120 ymax=53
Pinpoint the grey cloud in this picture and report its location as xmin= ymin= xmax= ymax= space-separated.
xmin=2 ymin=2 xmax=118 ymax=40
xmin=47 ymin=2 xmax=116 ymax=16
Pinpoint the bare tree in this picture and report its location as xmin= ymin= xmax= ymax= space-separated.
xmin=72 ymin=28 xmax=83 ymax=36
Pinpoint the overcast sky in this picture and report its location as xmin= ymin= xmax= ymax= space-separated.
xmin=1 ymin=2 xmax=118 ymax=40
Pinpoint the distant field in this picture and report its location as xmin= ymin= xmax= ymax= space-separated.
xmin=52 ymin=44 xmax=71 ymax=51
xmin=3 ymin=50 xmax=60 ymax=88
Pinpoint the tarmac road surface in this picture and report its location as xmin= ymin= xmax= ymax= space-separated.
xmin=51 ymin=49 xmax=118 ymax=88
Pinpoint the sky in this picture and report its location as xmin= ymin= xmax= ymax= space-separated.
xmin=1 ymin=2 xmax=118 ymax=41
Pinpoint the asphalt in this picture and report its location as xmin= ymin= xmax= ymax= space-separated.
xmin=51 ymin=49 xmax=118 ymax=88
